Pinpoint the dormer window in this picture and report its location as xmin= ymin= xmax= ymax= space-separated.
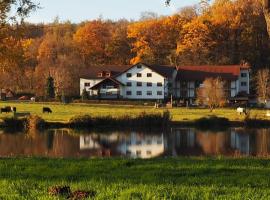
xmin=137 ymin=64 xmax=142 ymax=69
xmin=98 ymin=72 xmax=103 ymax=77
xmin=106 ymin=72 xmax=111 ymax=77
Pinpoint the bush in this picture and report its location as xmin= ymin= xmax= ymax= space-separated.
xmin=68 ymin=111 xmax=172 ymax=129
xmin=1 ymin=117 xmax=26 ymax=132
xmin=194 ymin=116 xmax=230 ymax=130
xmin=69 ymin=115 xmax=93 ymax=129
xmin=81 ymin=89 xmax=89 ymax=101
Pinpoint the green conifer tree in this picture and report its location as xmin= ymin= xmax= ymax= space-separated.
xmin=46 ymin=76 xmax=55 ymax=99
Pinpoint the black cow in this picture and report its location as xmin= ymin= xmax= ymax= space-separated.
xmin=43 ymin=107 xmax=52 ymax=113
xmin=0 ymin=106 xmax=12 ymax=113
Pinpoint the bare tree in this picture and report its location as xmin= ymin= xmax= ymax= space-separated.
xmin=196 ymin=77 xmax=226 ymax=112
xmin=256 ymin=68 xmax=270 ymax=104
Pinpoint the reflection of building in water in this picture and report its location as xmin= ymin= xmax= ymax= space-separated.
xmin=230 ymin=130 xmax=250 ymax=155
xmin=117 ymin=133 xmax=165 ymax=158
xmin=80 ymin=136 xmax=101 ymax=150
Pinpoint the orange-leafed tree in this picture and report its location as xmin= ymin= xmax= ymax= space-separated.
xmin=128 ymin=15 xmax=182 ymax=65
xmin=74 ymin=20 xmax=111 ymax=65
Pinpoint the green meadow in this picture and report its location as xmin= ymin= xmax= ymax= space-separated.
xmin=0 ymin=101 xmax=268 ymax=123
xmin=0 ymin=157 xmax=270 ymax=199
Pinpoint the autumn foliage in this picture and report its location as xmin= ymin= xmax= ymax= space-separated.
xmin=0 ymin=0 xmax=269 ymax=97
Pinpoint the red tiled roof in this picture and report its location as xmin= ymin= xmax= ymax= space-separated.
xmin=176 ymin=65 xmax=246 ymax=81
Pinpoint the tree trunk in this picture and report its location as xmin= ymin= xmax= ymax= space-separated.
xmin=264 ymin=0 xmax=270 ymax=35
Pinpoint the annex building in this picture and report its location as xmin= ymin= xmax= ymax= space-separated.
xmin=80 ymin=63 xmax=250 ymax=101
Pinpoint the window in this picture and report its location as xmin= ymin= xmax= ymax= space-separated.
xmin=157 ymin=140 xmax=162 ymax=145
xmin=146 ymin=140 xmax=152 ymax=145
xmin=126 ymin=91 xmax=132 ymax=96
xmin=157 ymin=91 xmax=163 ymax=96
xmin=136 ymin=140 xmax=142 ymax=145
xmin=137 ymin=73 xmax=142 ymax=77
xmin=137 ymin=82 xmax=142 ymax=87
xmin=126 ymin=73 xmax=132 ymax=78
xmin=241 ymin=73 xmax=247 ymax=78
xmin=157 ymin=82 xmax=163 ymax=87
xmin=84 ymin=82 xmax=90 ymax=87
xmin=147 ymin=82 xmax=152 ymax=87
xmin=137 ymin=91 xmax=142 ymax=96
xmin=146 ymin=151 xmax=152 ymax=155
xmin=147 ymin=91 xmax=152 ymax=96
xmin=126 ymin=82 xmax=132 ymax=87
xmin=147 ymin=73 xmax=152 ymax=77
xmin=241 ymin=82 xmax=247 ymax=86
xmin=137 ymin=64 xmax=142 ymax=69
xmin=106 ymin=72 xmax=111 ymax=77
xmin=136 ymin=150 xmax=142 ymax=156
xmin=98 ymin=73 xmax=103 ymax=77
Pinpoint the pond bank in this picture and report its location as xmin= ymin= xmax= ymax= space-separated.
xmin=0 ymin=157 xmax=270 ymax=199
xmin=1 ymin=114 xmax=270 ymax=131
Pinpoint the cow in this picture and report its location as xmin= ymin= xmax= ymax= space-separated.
xmin=0 ymin=106 xmax=12 ymax=113
xmin=12 ymin=107 xmax=16 ymax=113
xmin=43 ymin=107 xmax=52 ymax=113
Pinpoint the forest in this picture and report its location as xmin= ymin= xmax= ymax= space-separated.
xmin=0 ymin=0 xmax=269 ymax=97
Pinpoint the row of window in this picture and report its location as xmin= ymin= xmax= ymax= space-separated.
xmin=241 ymin=73 xmax=247 ymax=78
xmin=127 ymin=82 xmax=163 ymax=87
xmin=127 ymin=73 xmax=152 ymax=78
xmin=126 ymin=150 xmax=152 ymax=156
xmin=126 ymin=140 xmax=163 ymax=145
xmin=241 ymin=82 xmax=247 ymax=86
xmin=126 ymin=91 xmax=163 ymax=96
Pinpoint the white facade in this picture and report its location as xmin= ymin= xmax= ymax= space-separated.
xmin=238 ymin=69 xmax=250 ymax=94
xmin=80 ymin=78 xmax=102 ymax=95
xmin=79 ymin=64 xmax=250 ymax=100
xmin=116 ymin=64 xmax=167 ymax=100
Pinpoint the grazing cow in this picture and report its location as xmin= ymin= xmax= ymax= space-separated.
xmin=12 ymin=107 xmax=16 ymax=113
xmin=237 ymin=107 xmax=247 ymax=115
xmin=43 ymin=107 xmax=52 ymax=113
xmin=0 ymin=106 xmax=12 ymax=113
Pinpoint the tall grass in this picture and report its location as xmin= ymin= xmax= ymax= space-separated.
xmin=69 ymin=110 xmax=172 ymax=129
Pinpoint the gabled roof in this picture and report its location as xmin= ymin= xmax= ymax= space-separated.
xmin=115 ymin=63 xmax=175 ymax=78
xmin=142 ymin=63 xmax=176 ymax=78
xmin=176 ymin=65 xmax=246 ymax=81
xmin=90 ymin=77 xmax=125 ymax=89
xmin=80 ymin=65 xmax=132 ymax=79
xmin=80 ymin=63 xmax=175 ymax=80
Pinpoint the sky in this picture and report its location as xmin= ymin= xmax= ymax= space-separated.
xmin=26 ymin=0 xmax=199 ymax=24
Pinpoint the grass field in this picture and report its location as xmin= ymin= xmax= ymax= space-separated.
xmin=0 ymin=157 xmax=270 ymax=199
xmin=0 ymin=101 xmax=268 ymax=123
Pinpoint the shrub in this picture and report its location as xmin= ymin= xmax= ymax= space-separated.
xmin=81 ymin=89 xmax=89 ymax=101
xmin=69 ymin=115 xmax=93 ymax=129
xmin=1 ymin=117 xmax=26 ymax=132
xmin=194 ymin=116 xmax=229 ymax=130
xmin=68 ymin=111 xmax=172 ymax=130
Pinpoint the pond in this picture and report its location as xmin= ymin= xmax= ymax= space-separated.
xmin=0 ymin=128 xmax=270 ymax=158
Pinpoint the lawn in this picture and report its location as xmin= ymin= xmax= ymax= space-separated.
xmin=0 ymin=157 xmax=270 ymax=199
xmin=0 ymin=101 xmax=268 ymax=123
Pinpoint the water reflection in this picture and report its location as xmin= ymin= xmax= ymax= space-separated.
xmin=1 ymin=128 xmax=270 ymax=158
